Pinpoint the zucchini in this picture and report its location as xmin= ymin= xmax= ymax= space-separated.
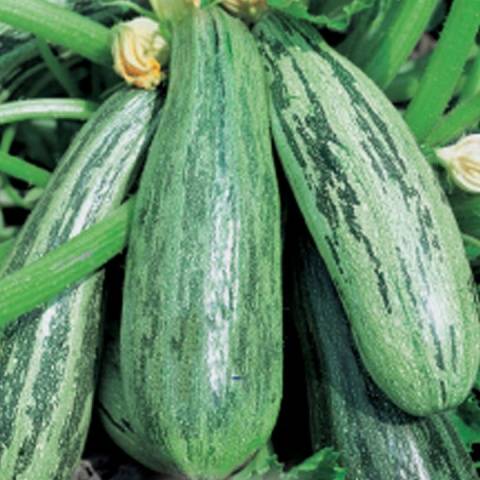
xmin=289 ymin=223 xmax=478 ymax=480
xmin=120 ymin=7 xmax=282 ymax=479
xmin=97 ymin=316 xmax=164 ymax=473
xmin=254 ymin=14 xmax=480 ymax=416
xmin=0 ymin=87 xmax=160 ymax=480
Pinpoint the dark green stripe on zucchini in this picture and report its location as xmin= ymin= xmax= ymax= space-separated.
xmin=289 ymin=222 xmax=478 ymax=480
xmin=0 ymin=88 xmax=161 ymax=480
xmin=120 ymin=7 xmax=282 ymax=479
xmin=254 ymin=13 xmax=480 ymax=416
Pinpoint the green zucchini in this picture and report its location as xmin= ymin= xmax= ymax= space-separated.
xmin=254 ymin=14 xmax=480 ymax=416
xmin=289 ymin=222 xmax=478 ymax=480
xmin=97 ymin=317 xmax=164 ymax=473
xmin=0 ymin=87 xmax=160 ymax=480
xmin=120 ymin=7 xmax=282 ymax=479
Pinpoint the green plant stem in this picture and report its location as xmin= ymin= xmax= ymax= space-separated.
xmin=425 ymin=91 xmax=480 ymax=146
xmin=0 ymin=152 xmax=51 ymax=187
xmin=0 ymin=0 xmax=112 ymax=66
xmin=0 ymin=198 xmax=134 ymax=328
xmin=460 ymin=51 xmax=480 ymax=102
xmin=36 ymin=38 xmax=81 ymax=97
xmin=387 ymin=73 xmax=434 ymax=104
xmin=0 ymin=125 xmax=32 ymax=209
xmin=1 ymin=125 xmax=16 ymax=152
xmin=405 ymin=0 xmax=480 ymax=141
xmin=0 ymin=62 xmax=46 ymax=103
xmin=0 ymin=99 xmax=97 ymax=125
xmin=29 ymin=61 xmax=86 ymax=99
xmin=0 ymin=238 xmax=15 ymax=269
xmin=102 ymin=0 xmax=157 ymax=19
xmin=386 ymin=44 xmax=479 ymax=103
xmin=386 ymin=54 xmax=432 ymax=103
xmin=361 ymin=0 xmax=438 ymax=89
xmin=338 ymin=0 xmax=394 ymax=65
xmin=0 ymin=184 xmax=33 ymax=210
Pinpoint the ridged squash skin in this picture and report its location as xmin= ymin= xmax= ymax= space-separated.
xmin=254 ymin=14 xmax=480 ymax=416
xmin=0 ymin=88 xmax=160 ymax=480
xmin=120 ymin=7 xmax=282 ymax=479
xmin=289 ymin=224 xmax=478 ymax=480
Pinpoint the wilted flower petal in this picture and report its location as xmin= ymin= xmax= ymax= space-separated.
xmin=112 ymin=17 xmax=169 ymax=90
xmin=436 ymin=135 xmax=480 ymax=194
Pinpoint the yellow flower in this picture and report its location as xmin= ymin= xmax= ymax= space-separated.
xmin=112 ymin=17 xmax=169 ymax=90
xmin=436 ymin=135 xmax=480 ymax=193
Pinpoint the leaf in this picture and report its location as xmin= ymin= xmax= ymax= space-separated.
xmin=231 ymin=444 xmax=283 ymax=480
xmin=462 ymin=234 xmax=480 ymax=262
xmin=232 ymin=446 xmax=346 ymax=480
xmin=266 ymin=0 xmax=373 ymax=31
xmin=447 ymin=393 xmax=480 ymax=453
xmin=283 ymin=448 xmax=346 ymax=480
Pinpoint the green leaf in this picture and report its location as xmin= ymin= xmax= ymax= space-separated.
xmin=283 ymin=448 xmax=346 ymax=480
xmin=232 ymin=446 xmax=346 ymax=480
xmin=231 ymin=444 xmax=283 ymax=480
xmin=448 ymin=393 xmax=480 ymax=453
xmin=266 ymin=0 xmax=373 ymax=31
xmin=463 ymin=234 xmax=480 ymax=262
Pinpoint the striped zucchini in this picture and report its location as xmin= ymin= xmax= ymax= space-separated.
xmin=120 ymin=7 xmax=282 ymax=479
xmin=98 ymin=318 xmax=164 ymax=473
xmin=0 ymin=88 xmax=161 ymax=480
xmin=290 ymin=223 xmax=478 ymax=480
xmin=254 ymin=14 xmax=480 ymax=416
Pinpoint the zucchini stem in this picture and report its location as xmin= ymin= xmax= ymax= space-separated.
xmin=0 ymin=198 xmax=134 ymax=328
xmin=460 ymin=50 xmax=480 ymax=102
xmin=386 ymin=54 xmax=433 ymax=103
xmin=0 ymin=0 xmax=112 ymax=66
xmin=425 ymin=92 xmax=480 ymax=146
xmin=405 ymin=0 xmax=480 ymax=141
xmin=361 ymin=0 xmax=438 ymax=89
xmin=0 ymin=126 xmax=16 ymax=152
xmin=386 ymin=44 xmax=480 ymax=103
xmin=0 ymin=238 xmax=15 ymax=269
xmin=0 ymin=126 xmax=38 ymax=209
xmin=36 ymin=38 xmax=81 ymax=98
xmin=0 ymin=99 xmax=97 ymax=125
xmin=0 ymin=152 xmax=51 ymax=188
xmin=339 ymin=0 xmax=396 ymax=65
